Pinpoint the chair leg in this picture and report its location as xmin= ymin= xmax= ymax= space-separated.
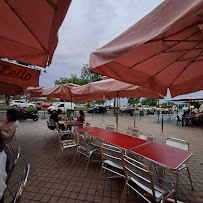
xmin=175 ymin=171 xmax=180 ymax=202
xmin=71 ymin=151 xmax=78 ymax=167
xmin=186 ymin=167 xmax=194 ymax=190
xmin=7 ymin=146 xmax=14 ymax=159
xmin=96 ymin=163 xmax=104 ymax=191
xmin=121 ymin=181 xmax=127 ymax=203
xmin=85 ymin=154 xmax=92 ymax=177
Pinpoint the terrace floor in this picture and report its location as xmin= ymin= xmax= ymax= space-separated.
xmin=3 ymin=112 xmax=203 ymax=203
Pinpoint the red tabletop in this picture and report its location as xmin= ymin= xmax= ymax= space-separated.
xmin=130 ymin=142 xmax=193 ymax=170
xmin=79 ymin=127 xmax=148 ymax=150
xmin=64 ymin=121 xmax=84 ymax=126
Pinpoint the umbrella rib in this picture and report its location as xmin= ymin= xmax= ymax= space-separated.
xmin=168 ymin=48 xmax=203 ymax=88
xmin=129 ymin=29 xmax=200 ymax=69
xmin=4 ymin=0 xmax=48 ymax=54
xmin=112 ymin=40 xmax=201 ymax=87
xmin=148 ymin=22 xmax=201 ymax=43
xmin=153 ymin=41 xmax=202 ymax=77
xmin=0 ymin=36 xmax=46 ymax=53
xmin=163 ymin=47 xmax=203 ymax=53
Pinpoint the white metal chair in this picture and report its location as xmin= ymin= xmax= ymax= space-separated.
xmin=127 ymin=126 xmax=139 ymax=137
xmin=6 ymin=147 xmax=21 ymax=197
xmin=106 ymin=125 xmax=115 ymax=132
xmin=45 ymin=119 xmax=56 ymax=136
xmin=71 ymin=134 xmax=99 ymax=176
xmin=55 ymin=123 xmax=77 ymax=151
xmin=138 ymin=133 xmax=155 ymax=142
xmin=5 ymin=127 xmax=18 ymax=158
xmin=97 ymin=143 xmax=124 ymax=190
xmin=122 ymin=155 xmax=175 ymax=203
xmin=166 ymin=137 xmax=194 ymax=191
xmin=12 ymin=163 xmax=30 ymax=203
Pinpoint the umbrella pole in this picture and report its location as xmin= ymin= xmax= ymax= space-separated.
xmin=116 ymin=92 xmax=119 ymax=132
xmin=134 ymin=109 xmax=136 ymax=127
xmin=70 ymin=95 xmax=72 ymax=119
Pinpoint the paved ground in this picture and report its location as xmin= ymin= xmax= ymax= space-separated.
xmin=2 ymin=111 xmax=203 ymax=203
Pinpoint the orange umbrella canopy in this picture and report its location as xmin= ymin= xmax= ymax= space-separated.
xmin=0 ymin=0 xmax=72 ymax=67
xmin=90 ymin=0 xmax=203 ymax=97
xmin=71 ymin=79 xmax=164 ymax=99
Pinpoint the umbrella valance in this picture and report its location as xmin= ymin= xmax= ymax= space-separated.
xmin=0 ymin=0 xmax=72 ymax=67
xmin=0 ymin=60 xmax=40 ymax=95
xmin=90 ymin=0 xmax=203 ymax=97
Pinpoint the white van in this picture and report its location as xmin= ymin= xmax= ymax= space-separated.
xmin=47 ymin=102 xmax=75 ymax=113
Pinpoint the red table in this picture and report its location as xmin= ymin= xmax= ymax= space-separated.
xmin=130 ymin=142 xmax=192 ymax=170
xmin=79 ymin=127 xmax=149 ymax=150
xmin=63 ymin=121 xmax=84 ymax=127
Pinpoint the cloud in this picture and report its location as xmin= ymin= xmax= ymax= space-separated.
xmin=40 ymin=0 xmax=164 ymax=87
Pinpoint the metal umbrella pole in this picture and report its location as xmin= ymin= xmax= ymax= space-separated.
xmin=134 ymin=108 xmax=136 ymax=127
xmin=116 ymin=92 xmax=119 ymax=132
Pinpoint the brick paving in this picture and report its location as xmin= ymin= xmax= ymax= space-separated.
xmin=3 ymin=112 xmax=203 ymax=203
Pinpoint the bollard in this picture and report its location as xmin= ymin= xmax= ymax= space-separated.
xmin=102 ymin=112 xmax=104 ymax=121
xmin=162 ymin=115 xmax=163 ymax=132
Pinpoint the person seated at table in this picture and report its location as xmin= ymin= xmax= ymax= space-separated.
xmin=0 ymin=134 xmax=8 ymax=203
xmin=77 ymin=110 xmax=85 ymax=122
xmin=49 ymin=109 xmax=65 ymax=130
xmin=0 ymin=109 xmax=19 ymax=141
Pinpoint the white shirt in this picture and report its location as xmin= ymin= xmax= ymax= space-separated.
xmin=0 ymin=151 xmax=7 ymax=199
xmin=0 ymin=120 xmax=19 ymax=140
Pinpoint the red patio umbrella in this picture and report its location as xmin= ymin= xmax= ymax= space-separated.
xmin=90 ymin=0 xmax=203 ymax=97
xmin=0 ymin=0 xmax=72 ymax=67
xmin=71 ymin=79 xmax=164 ymax=100
xmin=71 ymin=79 xmax=163 ymax=131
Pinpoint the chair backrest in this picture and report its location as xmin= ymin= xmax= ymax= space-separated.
xmin=127 ymin=126 xmax=139 ymax=137
xmin=78 ymin=134 xmax=88 ymax=151
xmin=55 ymin=122 xmax=60 ymax=132
xmin=47 ymin=119 xmax=56 ymax=130
xmin=123 ymin=154 xmax=155 ymax=197
xmin=6 ymin=147 xmax=21 ymax=184
xmin=12 ymin=163 xmax=30 ymax=203
xmin=138 ymin=133 xmax=155 ymax=142
xmin=100 ymin=143 xmax=123 ymax=166
xmin=177 ymin=115 xmax=181 ymax=121
xmin=106 ymin=125 xmax=115 ymax=132
xmin=166 ymin=137 xmax=189 ymax=151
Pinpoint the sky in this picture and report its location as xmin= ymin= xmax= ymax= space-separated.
xmin=39 ymin=0 xmax=203 ymax=104
xmin=39 ymin=0 xmax=164 ymax=87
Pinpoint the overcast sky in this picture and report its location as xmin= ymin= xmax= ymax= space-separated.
xmin=39 ymin=0 xmax=202 ymax=103
xmin=39 ymin=0 xmax=164 ymax=87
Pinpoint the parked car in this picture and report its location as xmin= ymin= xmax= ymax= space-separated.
xmin=47 ymin=102 xmax=75 ymax=114
xmin=87 ymin=106 xmax=107 ymax=113
xmin=74 ymin=104 xmax=86 ymax=110
xmin=10 ymin=100 xmax=36 ymax=108
xmin=40 ymin=102 xmax=52 ymax=108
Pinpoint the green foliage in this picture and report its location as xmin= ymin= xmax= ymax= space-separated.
xmin=160 ymin=102 xmax=174 ymax=108
xmin=54 ymin=64 xmax=101 ymax=86
xmin=141 ymin=98 xmax=158 ymax=106
xmin=55 ymin=75 xmax=81 ymax=85
xmin=128 ymin=97 xmax=140 ymax=105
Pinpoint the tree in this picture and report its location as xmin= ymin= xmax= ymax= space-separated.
xmin=80 ymin=64 xmax=101 ymax=85
xmin=54 ymin=64 xmax=101 ymax=86
xmin=128 ymin=98 xmax=140 ymax=105
xmin=55 ymin=75 xmax=81 ymax=85
xmin=141 ymin=98 xmax=158 ymax=106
